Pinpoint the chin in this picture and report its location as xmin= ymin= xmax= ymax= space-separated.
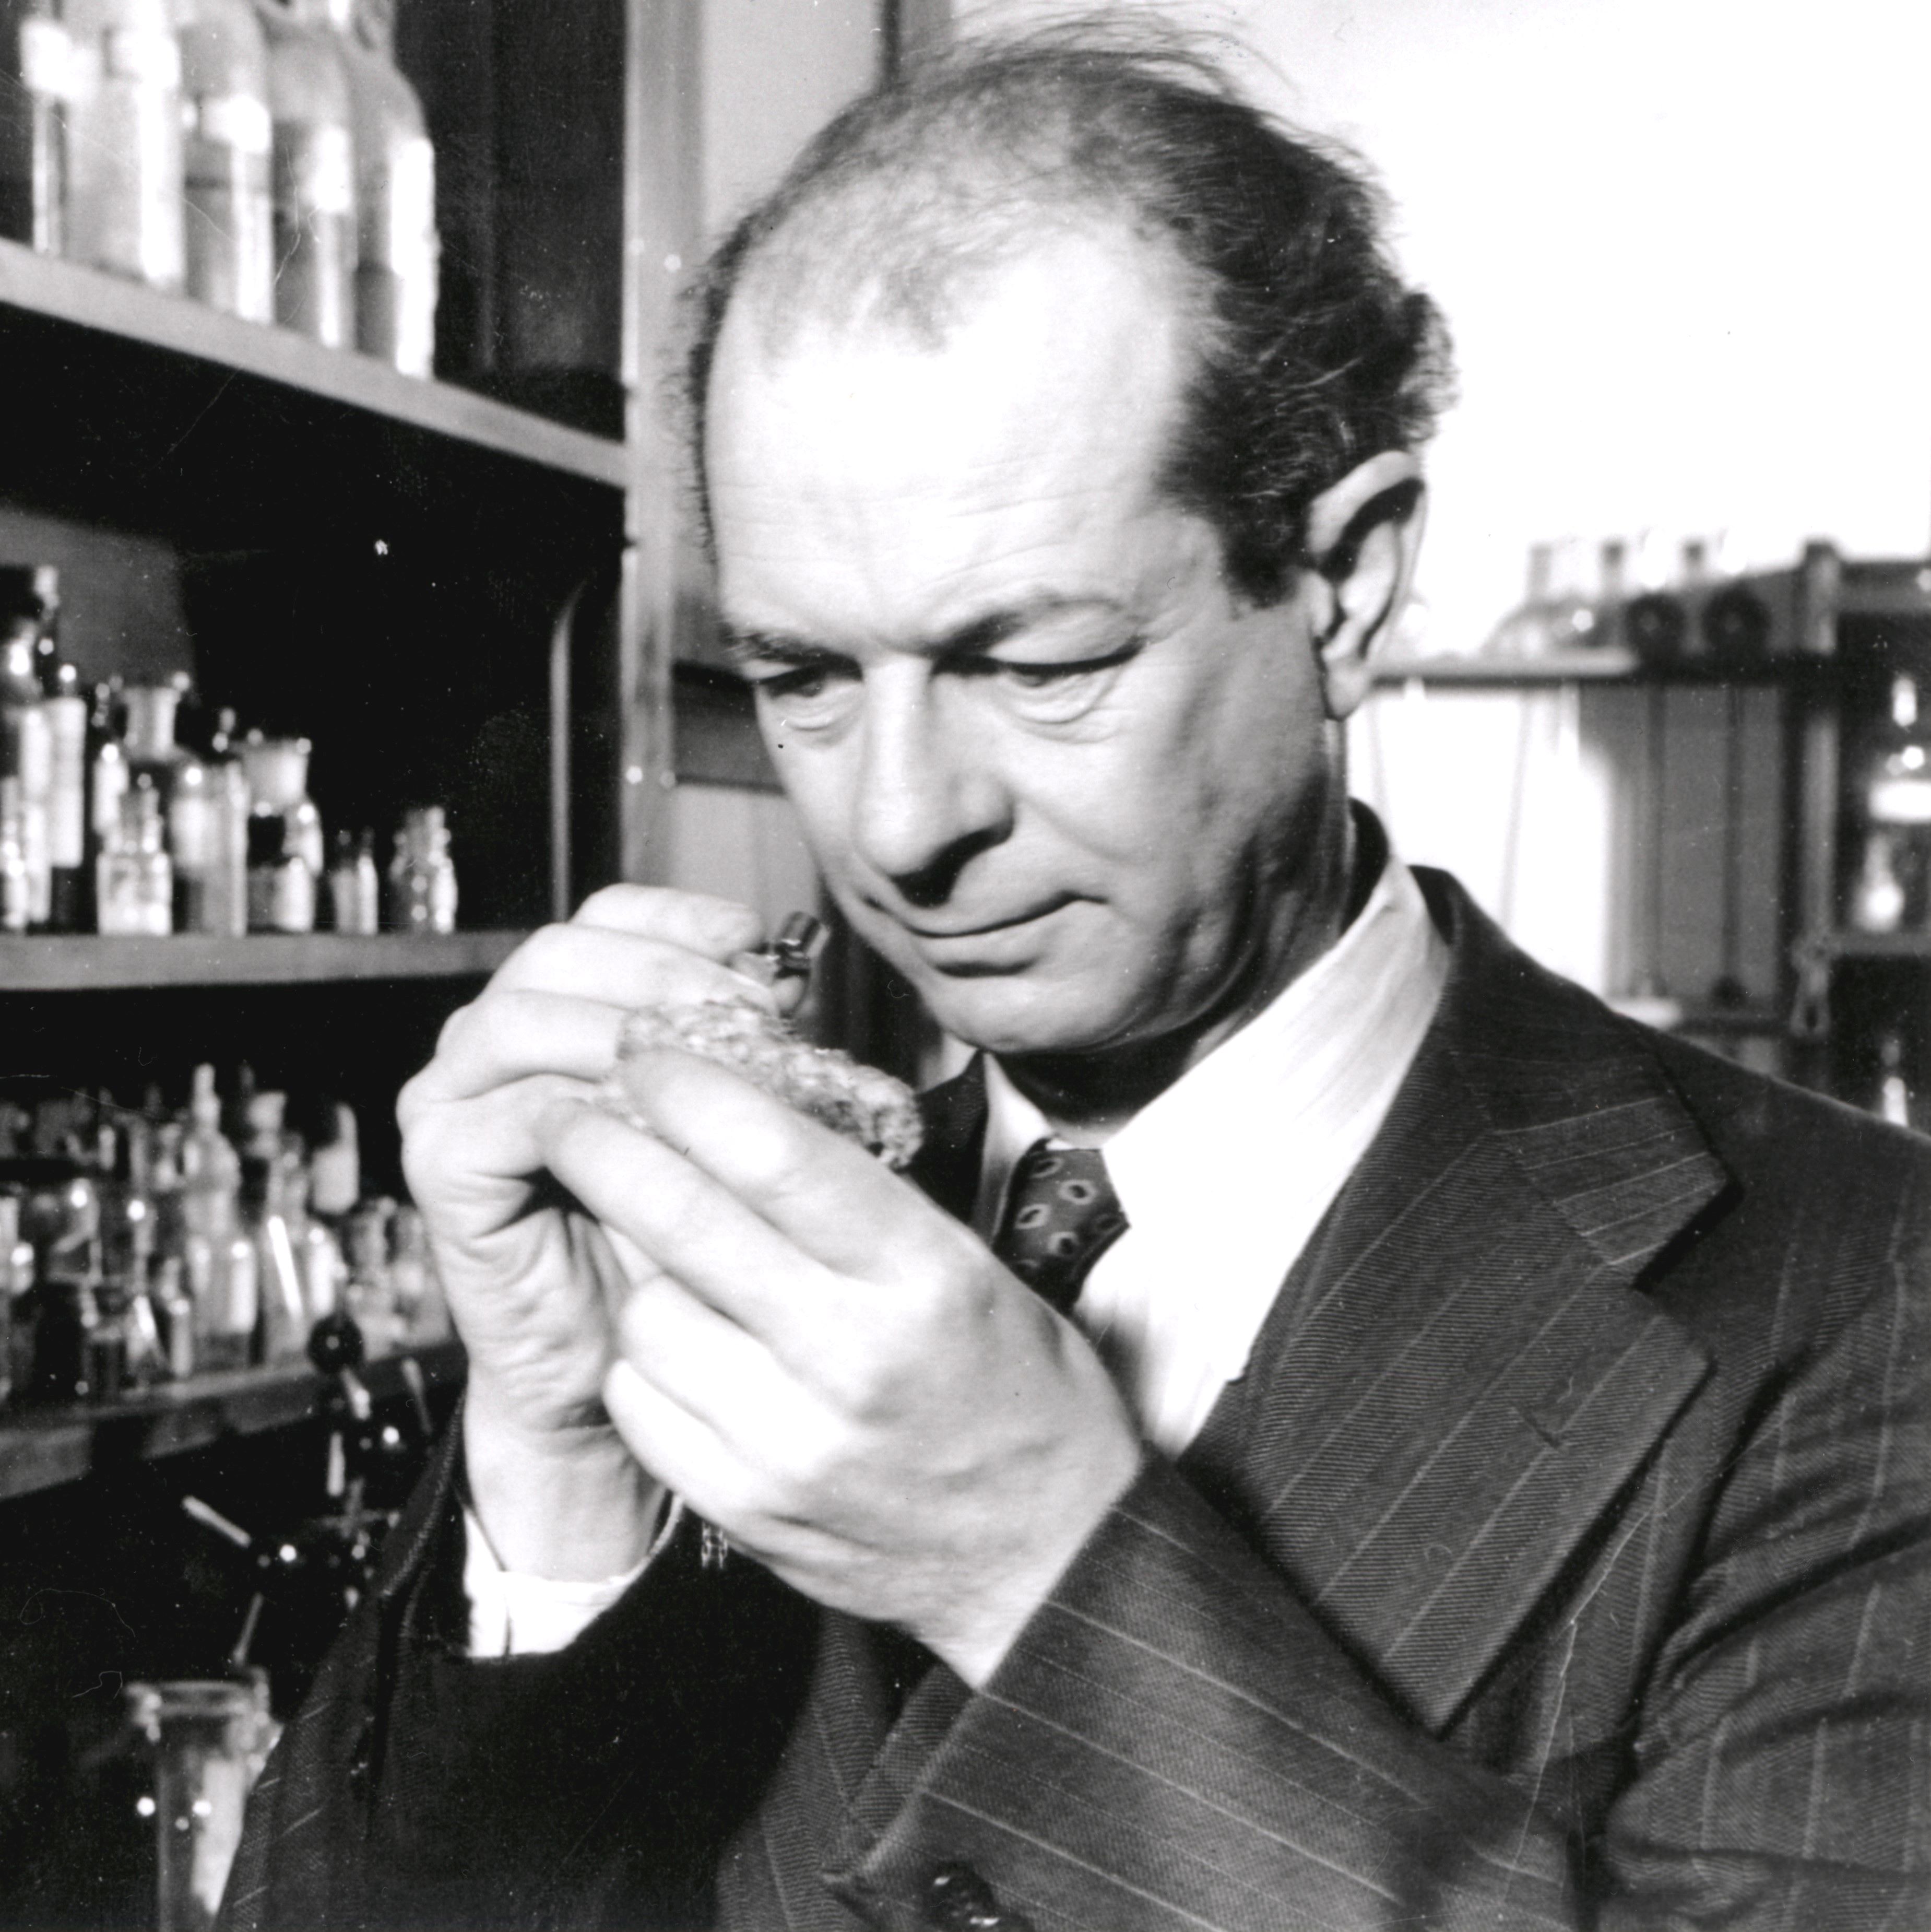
xmin=915 ymin=971 xmax=1145 ymax=1061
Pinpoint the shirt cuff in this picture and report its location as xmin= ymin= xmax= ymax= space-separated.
xmin=461 ymin=1495 xmax=685 ymax=1658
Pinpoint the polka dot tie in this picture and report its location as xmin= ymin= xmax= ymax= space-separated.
xmin=992 ymin=1139 xmax=1129 ymax=1316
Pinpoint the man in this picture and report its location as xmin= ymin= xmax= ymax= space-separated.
xmin=228 ymin=38 xmax=1927 ymax=1932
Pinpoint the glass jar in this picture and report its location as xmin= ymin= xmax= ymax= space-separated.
xmin=325 ymin=826 xmax=379 ymax=934
xmin=0 ymin=0 xmax=71 ymax=253
xmin=175 ymin=0 xmax=273 ymax=322
xmin=0 ymin=1191 xmax=17 ymax=1407
xmin=0 ymin=774 xmax=30 ymax=933
xmin=64 ymin=0 xmax=185 ymax=290
xmin=96 ymin=776 xmax=172 ymax=935
xmin=335 ymin=0 xmax=435 ymax=374
xmin=125 ymin=1674 xmax=277 ymax=1932
xmin=385 ymin=804 xmax=456 ymax=935
xmin=241 ymin=734 xmax=321 ymax=934
xmin=258 ymin=0 xmax=355 ymax=347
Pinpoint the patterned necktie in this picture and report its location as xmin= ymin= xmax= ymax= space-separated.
xmin=992 ymin=1139 xmax=1129 ymax=1315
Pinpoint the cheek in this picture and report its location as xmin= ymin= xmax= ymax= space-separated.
xmin=761 ymin=733 xmax=856 ymax=868
xmin=1047 ymin=647 xmax=1314 ymax=873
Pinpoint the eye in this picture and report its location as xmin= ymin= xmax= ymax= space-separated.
xmin=746 ymin=661 xmax=860 ymax=733
xmin=974 ymin=642 xmax=1139 ymax=724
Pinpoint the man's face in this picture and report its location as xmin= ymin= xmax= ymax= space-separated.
xmin=705 ymin=228 xmax=1343 ymax=1061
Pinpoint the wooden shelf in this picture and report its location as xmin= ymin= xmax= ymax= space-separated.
xmin=0 ymin=1340 xmax=465 ymax=1503
xmin=1374 ymin=649 xmax=1642 ymax=686
xmin=0 ymin=930 xmax=527 ymax=992
xmin=1371 ymin=649 xmax=1822 ymax=688
xmin=0 ymin=241 xmax=627 ymax=559
xmin=1815 ymin=930 xmax=1931 ymax=962
xmin=0 ymin=242 xmax=626 ymax=489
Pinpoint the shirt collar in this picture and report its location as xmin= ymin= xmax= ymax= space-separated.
xmin=973 ymin=839 xmax=1450 ymax=1452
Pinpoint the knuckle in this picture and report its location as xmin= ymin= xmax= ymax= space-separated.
xmin=395 ymin=1067 xmax=429 ymax=1133
xmin=434 ymin=996 xmax=480 ymax=1059
xmin=516 ymin=922 xmax=575 ymax=974
xmin=573 ymin=882 xmax=651 ymax=924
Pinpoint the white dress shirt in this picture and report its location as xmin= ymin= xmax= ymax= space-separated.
xmin=465 ymin=844 xmax=1449 ymax=1655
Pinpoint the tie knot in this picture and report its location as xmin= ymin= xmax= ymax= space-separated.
xmin=993 ymin=1141 xmax=1128 ymax=1315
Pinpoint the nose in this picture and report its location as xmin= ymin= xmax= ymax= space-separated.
xmin=850 ymin=668 xmax=1010 ymax=909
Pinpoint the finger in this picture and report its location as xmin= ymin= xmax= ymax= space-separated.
xmin=602 ymin=1361 xmax=856 ymax=1581
xmin=570 ymin=883 xmax=764 ymax=959
xmin=602 ymin=1357 xmax=747 ymax=1527
xmin=412 ymin=989 xmax=627 ymax=1105
xmin=540 ymin=1100 xmax=836 ymax=1340
xmin=611 ymin=1268 xmax=794 ymax=1437
xmin=401 ymin=1071 xmax=599 ymax=1217
xmin=490 ymin=923 xmax=778 ymax=1012
xmin=614 ymin=1047 xmax=962 ymax=1283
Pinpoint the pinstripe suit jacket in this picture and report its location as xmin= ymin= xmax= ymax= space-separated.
xmin=223 ymin=871 xmax=1930 ymax=1931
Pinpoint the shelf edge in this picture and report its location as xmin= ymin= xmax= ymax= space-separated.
xmin=0 ymin=1342 xmax=466 ymax=1503
xmin=0 ymin=241 xmax=629 ymax=491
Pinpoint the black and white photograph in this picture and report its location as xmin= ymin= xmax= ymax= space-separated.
xmin=0 ymin=1 xmax=1924 ymax=1926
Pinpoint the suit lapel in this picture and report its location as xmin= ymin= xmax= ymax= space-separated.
xmin=1184 ymin=873 xmax=1723 ymax=1734
xmin=814 ymin=882 xmax=1726 ymax=1760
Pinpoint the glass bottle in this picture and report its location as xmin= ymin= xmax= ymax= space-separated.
xmin=335 ymin=0 xmax=435 ymax=374
xmin=86 ymin=677 xmax=128 ymax=933
xmin=258 ymin=0 xmax=356 ymax=347
xmin=0 ymin=570 xmax=52 ymax=926
xmin=151 ymin=1252 xmax=195 ymax=1378
xmin=385 ymin=804 xmax=456 ymax=934
xmin=0 ymin=0 xmax=71 ymax=253
xmin=125 ymin=1673 xmax=275 ymax=1932
xmin=1875 ymin=1032 xmax=1913 ymax=1130
xmin=1863 ymin=675 xmax=1931 ymax=930
xmin=42 ymin=660 xmax=88 ymax=930
xmin=0 ymin=774 xmax=31 ymax=933
xmin=63 ymin=0 xmax=185 ymax=290
xmin=194 ymin=706 xmax=250 ymax=938
xmin=1849 ymin=829 xmax=1906 ymax=935
xmin=168 ymin=754 xmax=221 ymax=934
xmin=28 ymin=561 xmax=59 ymax=691
xmin=1486 ymin=539 xmax=1598 ymax=659
xmin=242 ymin=733 xmax=321 ymax=933
xmin=181 ymin=1065 xmax=252 ymax=1371
xmin=241 ymin=1090 xmax=309 ymax=1364
xmin=342 ymin=1193 xmax=399 ymax=1354
xmin=175 ymin=0 xmax=273 ymax=322
xmin=123 ymin=678 xmax=189 ymax=780
xmin=95 ymin=775 xmax=172 ymax=933
xmin=325 ymin=826 xmax=378 ymax=933
xmin=148 ymin=1120 xmax=194 ymax=1375
xmin=96 ymin=1108 xmax=156 ymax=1305
xmin=0 ymin=1193 xmax=17 ymax=1409
xmin=301 ymin=1095 xmax=356 ymax=1317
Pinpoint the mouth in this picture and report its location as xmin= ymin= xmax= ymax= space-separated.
xmin=887 ymin=894 xmax=1079 ymax=943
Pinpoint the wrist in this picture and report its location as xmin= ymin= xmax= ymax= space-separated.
xmin=931 ymin=1429 xmax=1145 ymax=1689
xmin=463 ymin=1387 xmax=664 ymax=1581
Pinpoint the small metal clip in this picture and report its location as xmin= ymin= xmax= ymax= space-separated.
xmin=729 ymin=911 xmax=827 ymax=989
xmin=698 ymin=1521 xmax=732 ymax=1572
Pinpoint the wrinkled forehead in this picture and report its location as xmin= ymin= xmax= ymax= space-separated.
xmin=704 ymin=227 xmax=1198 ymax=574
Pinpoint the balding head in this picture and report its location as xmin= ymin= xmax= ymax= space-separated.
xmin=684 ymin=29 xmax=1451 ymax=607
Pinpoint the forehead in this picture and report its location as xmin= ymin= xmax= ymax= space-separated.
xmin=704 ymin=230 xmax=1198 ymax=641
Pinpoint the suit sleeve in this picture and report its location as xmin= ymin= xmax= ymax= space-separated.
xmin=823 ymin=1258 xmax=1930 ymax=1932
xmin=221 ymin=1433 xmax=819 ymax=1932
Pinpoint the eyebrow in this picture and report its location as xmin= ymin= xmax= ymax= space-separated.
xmin=720 ymin=596 xmax=1132 ymax=668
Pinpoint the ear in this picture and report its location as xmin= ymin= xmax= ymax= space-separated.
xmin=1301 ymin=451 xmax=1427 ymax=721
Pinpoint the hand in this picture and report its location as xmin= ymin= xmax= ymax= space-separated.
xmin=396 ymin=886 xmax=793 ymax=1578
xmin=540 ymin=1048 xmax=1145 ymax=1687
